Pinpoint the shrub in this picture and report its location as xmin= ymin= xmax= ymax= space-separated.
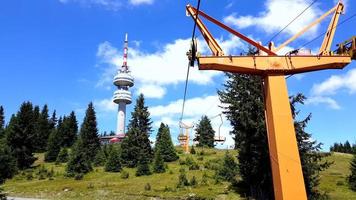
xmin=153 ymin=150 xmax=166 ymax=173
xmin=201 ymin=172 xmax=209 ymax=185
xmin=144 ymin=183 xmax=151 ymax=191
xmin=190 ymin=176 xmax=197 ymax=187
xmin=120 ymin=170 xmax=129 ymax=179
xmin=215 ymin=152 xmax=238 ymax=182
xmin=74 ymin=173 xmax=83 ymax=180
xmin=190 ymin=146 xmax=196 ymax=154
xmin=177 ymin=168 xmax=189 ymax=188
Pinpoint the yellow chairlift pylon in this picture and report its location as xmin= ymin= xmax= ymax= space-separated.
xmin=186 ymin=1 xmax=355 ymax=199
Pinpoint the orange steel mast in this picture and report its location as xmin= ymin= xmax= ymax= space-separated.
xmin=186 ymin=1 xmax=353 ymax=199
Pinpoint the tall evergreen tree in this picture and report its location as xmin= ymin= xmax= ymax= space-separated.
xmin=49 ymin=110 xmax=57 ymax=130
xmin=34 ymin=105 xmax=51 ymax=152
xmin=6 ymin=102 xmax=37 ymax=169
xmin=155 ymin=123 xmax=178 ymax=162
xmin=121 ymin=94 xmax=153 ymax=167
xmin=0 ymin=106 xmax=5 ymax=138
xmin=218 ymin=73 xmax=273 ymax=199
xmin=135 ymin=150 xmax=152 ymax=176
xmin=348 ymin=153 xmax=356 ymax=191
xmin=66 ymin=138 xmax=92 ymax=176
xmin=61 ymin=111 xmax=78 ymax=148
xmin=0 ymin=142 xmax=17 ymax=184
xmin=44 ymin=129 xmax=61 ymax=162
xmin=194 ymin=115 xmax=215 ymax=148
xmin=79 ymin=102 xmax=100 ymax=161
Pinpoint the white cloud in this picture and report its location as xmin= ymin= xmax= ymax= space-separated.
xmin=305 ymin=96 xmax=341 ymax=110
xmin=136 ymin=84 xmax=166 ymax=99
xmin=58 ymin=0 xmax=153 ymax=10
xmin=94 ymin=98 xmax=116 ymax=112
xmin=312 ymin=69 xmax=356 ymax=96
xmin=95 ymin=35 xmax=245 ymax=98
xmin=129 ymin=0 xmax=153 ymax=6
xmin=223 ymin=0 xmax=322 ymax=38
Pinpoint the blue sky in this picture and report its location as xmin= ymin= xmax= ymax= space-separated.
xmin=0 ymin=0 xmax=355 ymax=149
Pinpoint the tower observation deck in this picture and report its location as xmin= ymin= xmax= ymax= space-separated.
xmin=112 ymin=33 xmax=134 ymax=141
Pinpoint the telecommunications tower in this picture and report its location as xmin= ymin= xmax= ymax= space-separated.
xmin=112 ymin=33 xmax=134 ymax=141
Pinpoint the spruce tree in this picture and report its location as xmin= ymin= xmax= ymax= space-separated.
xmin=121 ymin=94 xmax=153 ymax=167
xmin=155 ymin=123 xmax=178 ymax=162
xmin=216 ymin=152 xmax=238 ymax=182
xmin=44 ymin=129 xmax=61 ymax=162
xmin=0 ymin=106 xmax=5 ymax=138
xmin=66 ymin=139 xmax=92 ymax=176
xmin=153 ymin=149 xmax=165 ymax=173
xmin=194 ymin=115 xmax=215 ymax=148
xmin=49 ymin=110 xmax=57 ymax=130
xmin=218 ymin=73 xmax=273 ymax=199
xmin=348 ymin=153 xmax=356 ymax=191
xmin=93 ymin=147 xmax=107 ymax=167
xmin=61 ymin=111 xmax=78 ymax=148
xmin=0 ymin=142 xmax=17 ymax=184
xmin=34 ymin=105 xmax=51 ymax=152
xmin=104 ymin=145 xmax=122 ymax=172
xmin=6 ymin=102 xmax=37 ymax=169
xmin=79 ymin=102 xmax=100 ymax=161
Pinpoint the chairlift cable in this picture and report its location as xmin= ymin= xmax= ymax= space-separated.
xmin=180 ymin=0 xmax=202 ymax=122
xmin=265 ymin=0 xmax=319 ymax=46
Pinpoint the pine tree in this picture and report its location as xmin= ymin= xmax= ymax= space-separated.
xmin=66 ymin=139 xmax=92 ymax=176
xmin=0 ymin=106 xmax=5 ymax=138
xmin=194 ymin=115 xmax=215 ymax=148
xmin=56 ymin=148 xmax=69 ymax=163
xmin=49 ymin=110 xmax=57 ymax=130
xmin=79 ymin=102 xmax=100 ymax=161
xmin=218 ymin=73 xmax=273 ymax=199
xmin=135 ymin=150 xmax=152 ymax=176
xmin=34 ymin=105 xmax=51 ymax=152
xmin=348 ymin=154 xmax=356 ymax=191
xmin=155 ymin=123 xmax=178 ymax=162
xmin=345 ymin=141 xmax=352 ymax=153
xmin=105 ymin=145 xmax=122 ymax=172
xmin=216 ymin=152 xmax=238 ymax=182
xmin=61 ymin=111 xmax=78 ymax=148
xmin=121 ymin=94 xmax=153 ymax=167
xmin=153 ymin=149 xmax=165 ymax=173
xmin=0 ymin=142 xmax=17 ymax=184
xmin=6 ymin=102 xmax=37 ymax=169
xmin=44 ymin=129 xmax=61 ymax=162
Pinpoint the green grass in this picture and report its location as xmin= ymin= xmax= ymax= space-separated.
xmin=3 ymin=149 xmax=356 ymax=199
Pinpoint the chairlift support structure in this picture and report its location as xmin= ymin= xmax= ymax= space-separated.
xmin=178 ymin=121 xmax=194 ymax=153
xmin=186 ymin=1 xmax=355 ymax=200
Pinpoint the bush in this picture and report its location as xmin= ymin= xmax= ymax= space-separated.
xmin=204 ymin=159 xmax=221 ymax=170
xmin=190 ymin=146 xmax=196 ymax=154
xmin=201 ymin=172 xmax=209 ymax=185
xmin=120 ymin=170 xmax=129 ymax=179
xmin=190 ymin=176 xmax=197 ymax=187
xmin=177 ymin=168 xmax=189 ymax=188
xmin=144 ymin=183 xmax=151 ymax=191
xmin=153 ymin=150 xmax=166 ymax=173
xmin=197 ymin=156 xmax=204 ymax=161
xmin=215 ymin=152 xmax=238 ymax=182
xmin=74 ymin=173 xmax=83 ymax=180
xmin=0 ymin=187 xmax=6 ymax=200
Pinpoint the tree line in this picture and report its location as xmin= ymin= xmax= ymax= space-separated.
xmin=330 ymin=141 xmax=356 ymax=154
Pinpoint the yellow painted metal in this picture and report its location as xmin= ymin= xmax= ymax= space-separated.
xmin=319 ymin=3 xmax=344 ymax=55
xmin=186 ymin=6 xmax=224 ymax=56
xmin=264 ymin=75 xmax=307 ymax=200
xmin=275 ymin=2 xmax=342 ymax=52
xmin=197 ymin=55 xmax=351 ymax=75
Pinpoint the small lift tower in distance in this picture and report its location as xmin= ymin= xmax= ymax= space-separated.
xmin=186 ymin=1 xmax=355 ymax=199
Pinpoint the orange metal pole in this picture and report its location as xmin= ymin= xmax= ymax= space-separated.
xmin=264 ymin=75 xmax=307 ymax=200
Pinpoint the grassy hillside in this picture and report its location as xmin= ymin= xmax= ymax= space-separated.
xmin=3 ymin=149 xmax=356 ymax=199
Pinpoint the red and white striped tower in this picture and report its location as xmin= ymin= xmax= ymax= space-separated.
xmin=112 ymin=33 xmax=134 ymax=140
